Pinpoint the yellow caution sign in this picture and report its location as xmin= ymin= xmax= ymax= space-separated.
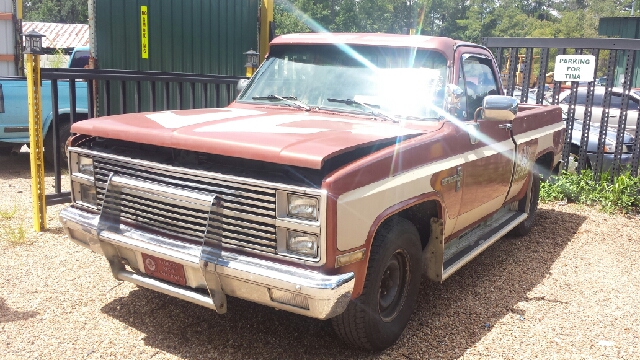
xmin=26 ymin=53 xmax=46 ymax=231
xmin=141 ymin=6 xmax=149 ymax=59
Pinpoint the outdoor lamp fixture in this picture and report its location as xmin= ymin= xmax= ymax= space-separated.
xmin=244 ymin=49 xmax=259 ymax=77
xmin=23 ymin=30 xmax=45 ymax=55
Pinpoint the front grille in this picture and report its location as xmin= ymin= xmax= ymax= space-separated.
xmin=93 ymin=156 xmax=278 ymax=254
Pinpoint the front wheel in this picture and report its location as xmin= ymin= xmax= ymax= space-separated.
xmin=331 ymin=217 xmax=422 ymax=351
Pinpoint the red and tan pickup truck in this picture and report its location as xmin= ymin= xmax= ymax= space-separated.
xmin=59 ymin=33 xmax=564 ymax=350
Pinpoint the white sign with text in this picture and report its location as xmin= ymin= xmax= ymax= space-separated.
xmin=554 ymin=55 xmax=596 ymax=82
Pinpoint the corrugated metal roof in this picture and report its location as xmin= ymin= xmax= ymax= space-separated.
xmin=22 ymin=21 xmax=89 ymax=49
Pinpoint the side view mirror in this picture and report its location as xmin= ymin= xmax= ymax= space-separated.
xmin=236 ymin=79 xmax=250 ymax=97
xmin=482 ymin=95 xmax=518 ymax=121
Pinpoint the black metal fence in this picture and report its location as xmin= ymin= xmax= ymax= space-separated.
xmin=41 ymin=68 xmax=246 ymax=206
xmin=483 ymin=37 xmax=640 ymax=181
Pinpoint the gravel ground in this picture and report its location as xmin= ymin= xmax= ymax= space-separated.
xmin=1 ymin=152 xmax=640 ymax=359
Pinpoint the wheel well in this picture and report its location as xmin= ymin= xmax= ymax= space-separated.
xmin=536 ymin=151 xmax=555 ymax=180
xmin=58 ymin=112 xmax=89 ymax=122
xmin=390 ymin=200 xmax=440 ymax=250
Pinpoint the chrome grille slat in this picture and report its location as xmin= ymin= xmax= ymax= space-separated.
xmin=223 ymin=202 xmax=273 ymax=216
xmin=103 ymin=200 xmax=210 ymax=226
xmin=215 ymin=223 xmax=275 ymax=240
xmin=221 ymin=216 xmax=274 ymax=233
xmin=222 ymin=209 xmax=275 ymax=225
xmin=94 ymin=159 xmax=276 ymax=200
xmin=97 ymin=192 xmax=208 ymax=219
xmin=94 ymin=169 xmax=275 ymax=210
xmin=215 ymin=237 xmax=277 ymax=253
xmin=119 ymin=213 xmax=206 ymax=239
xmin=209 ymin=230 xmax=275 ymax=246
xmin=92 ymin=156 xmax=279 ymax=254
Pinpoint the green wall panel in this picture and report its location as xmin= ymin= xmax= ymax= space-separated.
xmin=598 ymin=17 xmax=640 ymax=88
xmin=95 ymin=0 xmax=258 ymax=115
xmin=96 ymin=0 xmax=258 ymax=75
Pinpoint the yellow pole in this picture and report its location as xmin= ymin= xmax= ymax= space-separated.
xmin=16 ymin=0 xmax=23 ymax=19
xmin=26 ymin=53 xmax=46 ymax=232
xmin=259 ymin=0 xmax=274 ymax=64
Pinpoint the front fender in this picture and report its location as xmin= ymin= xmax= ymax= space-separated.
xmin=42 ymin=108 xmax=88 ymax=136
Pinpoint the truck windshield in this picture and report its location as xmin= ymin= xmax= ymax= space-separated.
xmin=238 ymin=45 xmax=448 ymax=121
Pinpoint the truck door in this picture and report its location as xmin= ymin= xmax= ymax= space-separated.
xmin=451 ymin=52 xmax=516 ymax=234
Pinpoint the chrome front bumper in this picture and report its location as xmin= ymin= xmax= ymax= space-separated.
xmin=59 ymin=206 xmax=354 ymax=320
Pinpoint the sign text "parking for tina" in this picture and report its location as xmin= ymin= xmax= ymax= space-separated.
xmin=554 ymin=55 xmax=596 ymax=82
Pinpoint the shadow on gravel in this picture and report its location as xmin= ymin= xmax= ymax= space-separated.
xmin=0 ymin=298 xmax=39 ymax=323
xmin=100 ymin=208 xmax=585 ymax=359
xmin=0 ymin=153 xmax=33 ymax=181
xmin=0 ymin=151 xmax=64 ymax=181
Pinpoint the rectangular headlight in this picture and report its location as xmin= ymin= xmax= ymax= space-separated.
xmin=287 ymin=194 xmax=318 ymax=221
xmin=77 ymin=155 xmax=94 ymax=177
xmin=72 ymin=181 xmax=97 ymax=207
xmin=286 ymin=230 xmax=318 ymax=258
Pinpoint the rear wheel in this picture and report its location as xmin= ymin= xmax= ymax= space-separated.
xmin=332 ymin=217 xmax=422 ymax=351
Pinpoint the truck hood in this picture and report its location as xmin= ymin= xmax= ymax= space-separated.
xmin=71 ymin=106 xmax=438 ymax=169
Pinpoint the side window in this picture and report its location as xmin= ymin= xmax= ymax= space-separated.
xmin=609 ymin=94 xmax=622 ymax=108
xmin=561 ymin=90 xmax=588 ymax=105
xmin=460 ymin=55 xmax=498 ymax=120
xmin=575 ymin=91 xmax=588 ymax=105
xmin=609 ymin=94 xmax=639 ymax=110
xmin=592 ymin=93 xmax=604 ymax=107
xmin=69 ymin=50 xmax=90 ymax=69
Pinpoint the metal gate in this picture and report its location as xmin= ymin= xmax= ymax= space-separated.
xmin=42 ymin=67 xmax=246 ymax=206
xmin=482 ymin=37 xmax=640 ymax=180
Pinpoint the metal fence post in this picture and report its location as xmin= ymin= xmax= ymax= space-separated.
xmin=25 ymin=44 xmax=47 ymax=231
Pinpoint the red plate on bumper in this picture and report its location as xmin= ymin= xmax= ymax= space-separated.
xmin=141 ymin=253 xmax=187 ymax=286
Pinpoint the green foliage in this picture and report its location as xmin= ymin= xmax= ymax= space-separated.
xmin=49 ymin=48 xmax=68 ymax=69
xmin=540 ymin=170 xmax=640 ymax=214
xmin=24 ymin=0 xmax=88 ymax=24
xmin=0 ymin=205 xmax=27 ymax=246
xmin=0 ymin=204 xmax=17 ymax=220
xmin=274 ymin=0 xmax=632 ymax=43
xmin=3 ymin=223 xmax=27 ymax=245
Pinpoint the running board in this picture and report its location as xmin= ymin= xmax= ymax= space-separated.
xmin=442 ymin=211 xmax=527 ymax=281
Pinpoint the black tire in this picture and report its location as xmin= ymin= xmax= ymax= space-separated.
xmin=44 ymin=118 xmax=72 ymax=167
xmin=332 ymin=217 xmax=422 ymax=351
xmin=510 ymin=173 xmax=541 ymax=236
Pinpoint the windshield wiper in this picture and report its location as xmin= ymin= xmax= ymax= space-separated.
xmin=326 ymin=98 xmax=398 ymax=123
xmin=252 ymin=95 xmax=311 ymax=111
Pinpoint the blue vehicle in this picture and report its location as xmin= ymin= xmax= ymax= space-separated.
xmin=0 ymin=46 xmax=89 ymax=163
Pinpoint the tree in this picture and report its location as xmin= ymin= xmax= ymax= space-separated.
xmin=24 ymin=0 xmax=88 ymax=24
xmin=273 ymin=0 xmax=632 ymax=43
